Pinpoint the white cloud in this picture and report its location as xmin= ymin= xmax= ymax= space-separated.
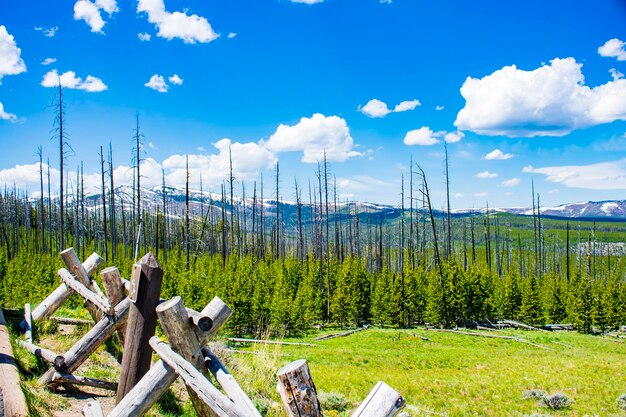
xmin=227 ymin=32 xmax=237 ymax=39
xmin=475 ymin=171 xmax=497 ymax=179
xmin=164 ymin=139 xmax=276 ymax=187
xmin=144 ymin=74 xmax=168 ymax=92
xmin=137 ymin=0 xmax=219 ymax=44
xmin=404 ymin=127 xmax=441 ymax=146
xmin=41 ymin=69 xmax=107 ymax=92
xmin=41 ymin=58 xmax=57 ymax=66
xmin=0 ymin=26 xmax=27 ymax=83
xmin=380 ymin=0 xmax=393 ymax=4
xmin=74 ymin=0 xmax=119 ymax=33
xmin=599 ymin=38 xmax=626 ymax=61
xmin=435 ymin=105 xmax=444 ymax=111
xmin=548 ymin=188 xmax=559 ymax=194
xmin=453 ymin=192 xmax=464 ymax=198
xmin=35 ymin=26 xmax=58 ymax=37
xmin=264 ymin=113 xmax=360 ymax=162
xmin=474 ymin=192 xmax=487 ymax=197
xmin=444 ymin=131 xmax=464 ymax=143
xmin=455 ymin=57 xmax=626 ymax=137
xmin=522 ymin=165 xmax=534 ymax=173
xmin=524 ymin=159 xmax=626 ymax=190
xmin=290 ymin=0 xmax=324 ymax=4
xmin=147 ymin=141 xmax=158 ymax=150
xmin=393 ymin=99 xmax=421 ymax=112
xmin=610 ymin=68 xmax=624 ymax=81
xmin=483 ymin=149 xmax=514 ymax=160
xmin=501 ymin=178 xmax=520 ymax=187
xmin=168 ymin=74 xmax=183 ymax=85
xmin=138 ymin=32 xmax=151 ymax=41
xmin=0 ymin=101 xmax=17 ymax=122
xmin=359 ymin=98 xmax=420 ymax=118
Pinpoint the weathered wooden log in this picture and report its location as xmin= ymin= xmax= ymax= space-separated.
xmin=203 ymin=347 xmax=262 ymax=417
xmin=83 ymin=401 xmax=105 ymax=417
xmin=59 ymin=268 xmax=113 ymax=316
xmin=189 ymin=310 xmax=213 ymax=332
xmin=351 ymin=381 xmax=405 ymax=417
xmin=0 ymin=309 xmax=28 ymax=417
xmin=198 ymin=296 xmax=232 ymax=345
xmin=50 ymin=316 xmax=92 ymax=325
xmin=109 ymin=360 xmax=177 ymax=417
xmin=276 ymin=359 xmax=322 ymax=417
xmin=28 ymin=252 xmax=103 ymax=324
xmin=100 ymin=266 xmax=127 ymax=345
xmin=150 ymin=337 xmax=249 ymax=417
xmin=117 ymin=253 xmax=164 ymax=402
xmin=16 ymin=340 xmax=61 ymax=364
xmin=426 ymin=328 xmax=552 ymax=350
xmin=53 ymin=372 xmax=118 ymax=391
xmin=38 ymin=297 xmax=130 ymax=386
xmin=23 ymin=303 xmax=32 ymax=343
xmin=108 ymin=296 xmax=233 ymax=417
xmin=498 ymin=319 xmax=548 ymax=332
xmin=157 ymin=296 xmax=216 ymax=417
xmin=61 ymin=248 xmax=105 ymax=322
xmin=229 ymin=338 xmax=318 ymax=347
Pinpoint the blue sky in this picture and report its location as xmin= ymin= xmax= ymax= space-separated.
xmin=0 ymin=0 xmax=625 ymax=208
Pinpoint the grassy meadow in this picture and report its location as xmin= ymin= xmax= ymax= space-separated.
xmin=9 ymin=302 xmax=626 ymax=417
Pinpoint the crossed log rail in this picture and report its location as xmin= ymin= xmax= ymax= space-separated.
xmin=9 ymin=247 xmax=405 ymax=417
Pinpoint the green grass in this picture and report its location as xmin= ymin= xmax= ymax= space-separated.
xmin=231 ymin=328 xmax=626 ymax=417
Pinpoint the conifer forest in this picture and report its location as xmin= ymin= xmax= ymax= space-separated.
xmin=1 ymin=103 xmax=624 ymax=338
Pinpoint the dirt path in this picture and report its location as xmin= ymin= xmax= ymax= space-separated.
xmin=51 ymin=386 xmax=117 ymax=417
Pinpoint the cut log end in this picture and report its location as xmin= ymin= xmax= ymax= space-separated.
xmin=277 ymin=358 xmax=308 ymax=376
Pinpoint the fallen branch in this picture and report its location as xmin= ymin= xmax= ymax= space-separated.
xmin=228 ymin=338 xmax=318 ymax=347
xmin=315 ymin=326 xmax=369 ymax=341
xmin=426 ymin=328 xmax=553 ymax=350
xmin=498 ymin=320 xmax=548 ymax=332
xmin=50 ymin=316 xmax=93 ymax=325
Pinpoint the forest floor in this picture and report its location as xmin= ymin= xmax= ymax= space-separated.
xmin=8 ymin=307 xmax=626 ymax=417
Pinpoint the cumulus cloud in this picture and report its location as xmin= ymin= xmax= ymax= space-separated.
xmin=0 ymin=101 xmax=17 ymax=122
xmin=145 ymin=74 xmax=183 ymax=92
xmin=168 ymin=74 xmax=183 ymax=85
xmin=163 ymin=139 xmax=276 ymax=187
xmin=145 ymin=74 xmax=168 ymax=92
xmin=404 ymin=127 xmax=441 ymax=146
xmin=0 ymin=26 xmax=27 ymax=83
xmin=474 ymin=192 xmax=487 ymax=197
xmin=501 ymin=178 xmax=520 ymax=187
xmin=138 ymin=32 xmax=151 ymax=41
xmin=475 ymin=171 xmax=497 ymax=178
xmin=435 ymin=105 xmax=444 ymax=111
xmin=41 ymin=69 xmax=107 ymax=92
xmin=444 ymin=131 xmax=464 ymax=143
xmin=35 ymin=26 xmax=58 ymax=37
xmin=455 ymin=57 xmax=626 ymax=137
xmin=42 ymin=58 xmax=57 ymax=66
xmin=137 ymin=0 xmax=219 ymax=44
xmin=264 ymin=113 xmax=360 ymax=162
xmin=359 ymin=98 xmax=420 ymax=118
xmin=227 ymin=32 xmax=237 ymax=39
xmin=523 ymin=159 xmax=626 ymax=190
xmin=598 ymin=38 xmax=626 ymax=61
xmin=74 ymin=0 xmax=119 ymax=33
xmin=483 ymin=149 xmax=514 ymax=160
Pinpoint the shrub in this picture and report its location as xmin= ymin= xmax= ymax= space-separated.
xmin=318 ymin=391 xmax=350 ymax=412
xmin=617 ymin=393 xmax=626 ymax=411
xmin=541 ymin=392 xmax=572 ymax=410
xmin=523 ymin=389 xmax=547 ymax=400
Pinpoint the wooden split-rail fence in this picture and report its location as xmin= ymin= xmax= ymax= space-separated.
xmin=1 ymin=247 xmax=406 ymax=417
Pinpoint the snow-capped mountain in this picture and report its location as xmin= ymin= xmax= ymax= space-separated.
xmin=84 ymin=186 xmax=626 ymax=222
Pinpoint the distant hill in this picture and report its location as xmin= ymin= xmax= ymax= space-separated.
xmin=84 ymin=185 xmax=626 ymax=223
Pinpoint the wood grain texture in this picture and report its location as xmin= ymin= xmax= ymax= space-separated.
xmin=351 ymin=381 xmax=405 ymax=417
xmin=0 ymin=309 xmax=28 ymax=417
xmin=276 ymin=359 xmax=322 ymax=417
xmin=116 ymin=252 xmax=163 ymax=403
xmin=101 ymin=266 xmax=127 ymax=345
xmin=82 ymin=401 xmax=105 ymax=417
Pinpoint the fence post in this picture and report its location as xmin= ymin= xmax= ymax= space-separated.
xmin=276 ymin=359 xmax=322 ymax=417
xmin=101 ymin=266 xmax=127 ymax=345
xmin=116 ymin=252 xmax=163 ymax=402
xmin=351 ymin=381 xmax=406 ymax=417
